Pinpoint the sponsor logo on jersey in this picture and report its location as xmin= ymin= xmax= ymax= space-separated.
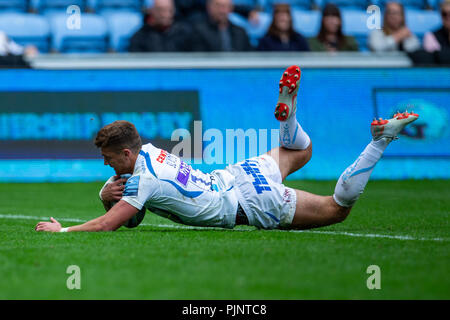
xmin=156 ymin=150 xmax=167 ymax=163
xmin=176 ymin=161 xmax=191 ymax=186
xmin=240 ymin=160 xmax=272 ymax=194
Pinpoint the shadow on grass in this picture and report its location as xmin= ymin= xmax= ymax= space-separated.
xmin=118 ymin=227 xmax=257 ymax=233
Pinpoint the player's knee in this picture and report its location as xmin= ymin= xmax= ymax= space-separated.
xmin=328 ymin=197 xmax=351 ymax=223
xmin=293 ymin=141 xmax=312 ymax=168
xmin=333 ymin=206 xmax=351 ymax=223
xmin=305 ymin=141 xmax=312 ymax=162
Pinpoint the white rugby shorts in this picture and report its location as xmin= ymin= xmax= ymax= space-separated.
xmin=227 ymin=154 xmax=297 ymax=229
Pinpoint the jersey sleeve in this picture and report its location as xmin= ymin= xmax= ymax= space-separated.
xmin=121 ymin=173 xmax=159 ymax=210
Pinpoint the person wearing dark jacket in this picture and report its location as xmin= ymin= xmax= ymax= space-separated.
xmin=189 ymin=0 xmax=253 ymax=52
xmin=174 ymin=0 xmax=207 ymax=23
xmin=257 ymin=4 xmax=309 ymax=52
xmin=423 ymin=0 xmax=450 ymax=64
xmin=174 ymin=0 xmax=261 ymax=24
xmin=129 ymin=0 xmax=191 ymax=52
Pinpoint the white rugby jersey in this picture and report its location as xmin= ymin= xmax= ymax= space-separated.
xmin=121 ymin=143 xmax=239 ymax=228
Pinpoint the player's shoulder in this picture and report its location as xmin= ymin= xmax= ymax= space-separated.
xmin=131 ymin=143 xmax=155 ymax=178
xmin=139 ymin=142 xmax=159 ymax=157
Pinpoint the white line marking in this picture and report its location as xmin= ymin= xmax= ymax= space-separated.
xmin=0 ymin=213 xmax=447 ymax=242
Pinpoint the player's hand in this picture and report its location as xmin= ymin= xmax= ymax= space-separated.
xmin=35 ymin=217 xmax=62 ymax=232
xmin=101 ymin=175 xmax=128 ymax=202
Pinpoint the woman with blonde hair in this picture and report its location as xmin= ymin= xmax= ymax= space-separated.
xmin=368 ymin=1 xmax=420 ymax=52
xmin=257 ymin=3 xmax=309 ymax=51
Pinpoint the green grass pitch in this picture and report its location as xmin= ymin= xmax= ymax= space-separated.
xmin=0 ymin=180 xmax=448 ymax=299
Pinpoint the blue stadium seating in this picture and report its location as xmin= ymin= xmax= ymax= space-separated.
xmin=263 ymin=0 xmax=313 ymax=11
xmin=427 ymin=0 xmax=443 ymax=9
xmin=143 ymin=0 xmax=153 ymax=8
xmin=30 ymin=0 xmax=86 ymax=13
xmin=233 ymin=0 xmax=258 ymax=6
xmin=228 ymin=12 xmax=248 ymax=28
xmin=406 ymin=9 xmax=442 ymax=39
xmin=87 ymin=0 xmax=143 ymax=12
xmin=292 ymin=9 xmax=321 ymax=37
xmin=341 ymin=9 xmax=370 ymax=50
xmin=50 ymin=13 xmax=108 ymax=52
xmin=103 ymin=11 xmax=142 ymax=51
xmin=0 ymin=0 xmax=28 ymax=12
xmin=317 ymin=0 xmax=369 ymax=9
xmin=377 ymin=0 xmax=428 ymax=9
xmin=0 ymin=13 xmax=50 ymax=52
xmin=229 ymin=11 xmax=272 ymax=46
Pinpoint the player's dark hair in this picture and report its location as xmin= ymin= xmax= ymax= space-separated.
xmin=94 ymin=120 xmax=142 ymax=154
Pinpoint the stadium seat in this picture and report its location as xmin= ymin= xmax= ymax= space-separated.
xmin=316 ymin=0 xmax=369 ymax=9
xmin=0 ymin=13 xmax=50 ymax=52
xmin=49 ymin=13 xmax=108 ymax=52
xmin=427 ymin=0 xmax=442 ymax=9
xmin=341 ymin=9 xmax=370 ymax=51
xmin=263 ymin=0 xmax=313 ymax=11
xmin=233 ymin=0 xmax=258 ymax=6
xmin=103 ymin=11 xmax=143 ymax=52
xmin=228 ymin=11 xmax=249 ymax=28
xmin=292 ymin=9 xmax=321 ymax=37
xmin=143 ymin=0 xmax=153 ymax=8
xmin=229 ymin=11 xmax=272 ymax=47
xmin=0 ymin=0 xmax=28 ymax=12
xmin=87 ymin=0 xmax=143 ymax=12
xmin=406 ymin=9 xmax=442 ymax=40
xmin=30 ymin=0 xmax=86 ymax=13
xmin=377 ymin=0 xmax=428 ymax=9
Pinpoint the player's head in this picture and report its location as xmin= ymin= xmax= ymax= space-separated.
xmin=94 ymin=121 xmax=142 ymax=175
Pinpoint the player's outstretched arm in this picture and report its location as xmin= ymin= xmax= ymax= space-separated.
xmin=35 ymin=200 xmax=139 ymax=233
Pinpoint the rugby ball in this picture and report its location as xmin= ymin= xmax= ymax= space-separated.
xmin=110 ymin=200 xmax=146 ymax=228
xmin=123 ymin=206 xmax=146 ymax=228
xmin=114 ymin=174 xmax=146 ymax=228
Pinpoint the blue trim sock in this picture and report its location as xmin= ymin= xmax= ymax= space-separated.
xmin=279 ymin=114 xmax=310 ymax=150
xmin=333 ymin=138 xmax=389 ymax=207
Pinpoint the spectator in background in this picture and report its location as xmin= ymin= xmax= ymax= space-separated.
xmin=189 ymin=0 xmax=252 ymax=51
xmin=174 ymin=0 xmax=261 ymax=25
xmin=174 ymin=0 xmax=207 ymax=23
xmin=423 ymin=0 xmax=450 ymax=63
xmin=0 ymin=31 xmax=38 ymax=57
xmin=0 ymin=31 xmax=37 ymax=68
xmin=129 ymin=0 xmax=191 ymax=52
xmin=368 ymin=1 xmax=420 ymax=53
xmin=308 ymin=3 xmax=358 ymax=52
xmin=257 ymin=3 xmax=309 ymax=51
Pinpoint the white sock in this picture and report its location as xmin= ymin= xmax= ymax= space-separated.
xmin=333 ymin=138 xmax=390 ymax=207
xmin=280 ymin=114 xmax=310 ymax=150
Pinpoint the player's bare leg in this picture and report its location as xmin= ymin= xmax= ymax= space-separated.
xmin=266 ymin=65 xmax=312 ymax=181
xmin=287 ymin=111 xmax=419 ymax=230
xmin=266 ymin=144 xmax=312 ymax=181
